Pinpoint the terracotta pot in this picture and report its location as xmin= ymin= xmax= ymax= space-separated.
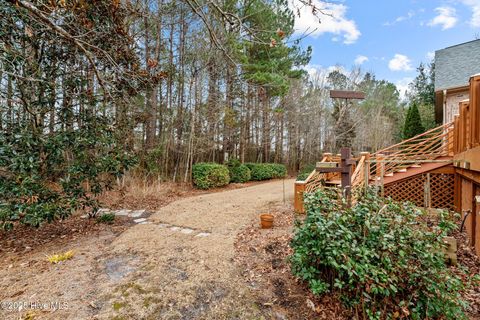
xmin=260 ymin=214 xmax=274 ymax=229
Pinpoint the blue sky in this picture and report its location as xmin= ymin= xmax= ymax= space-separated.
xmin=291 ymin=0 xmax=480 ymax=93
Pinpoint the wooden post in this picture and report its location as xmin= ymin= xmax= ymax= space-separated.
xmin=294 ymin=181 xmax=306 ymax=214
xmin=340 ymin=148 xmax=353 ymax=206
xmin=424 ymin=173 xmax=431 ymax=208
xmin=360 ymin=152 xmax=370 ymax=194
xmin=470 ymin=75 xmax=480 ymax=147
xmin=315 ymin=148 xmax=354 ymax=207
xmin=376 ymin=153 xmax=385 ymax=197
xmin=376 ymin=153 xmax=384 ymax=179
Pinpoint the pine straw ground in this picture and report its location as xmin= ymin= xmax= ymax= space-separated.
xmin=234 ymin=204 xmax=349 ymax=319
xmin=234 ymin=205 xmax=480 ymax=320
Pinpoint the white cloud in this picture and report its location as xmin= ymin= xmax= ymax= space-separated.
xmin=290 ymin=0 xmax=360 ymax=44
xmin=389 ymin=54 xmax=413 ymax=72
xmin=426 ymin=51 xmax=435 ymax=61
xmin=354 ymin=55 xmax=369 ymax=65
xmin=461 ymin=0 xmax=480 ymax=27
xmin=428 ymin=7 xmax=458 ymax=30
xmin=302 ymin=64 xmax=347 ymax=80
xmin=384 ymin=10 xmax=416 ymax=26
xmin=395 ymin=77 xmax=413 ymax=100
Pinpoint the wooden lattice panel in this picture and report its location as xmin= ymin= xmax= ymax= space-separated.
xmin=383 ymin=172 xmax=454 ymax=210
xmin=430 ymin=173 xmax=454 ymax=210
xmin=384 ymin=175 xmax=425 ymax=207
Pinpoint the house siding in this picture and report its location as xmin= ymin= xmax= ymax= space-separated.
xmin=444 ymin=90 xmax=469 ymax=124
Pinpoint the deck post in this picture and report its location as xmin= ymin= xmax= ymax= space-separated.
xmin=360 ymin=152 xmax=370 ymax=194
xmin=424 ymin=173 xmax=431 ymax=208
xmin=376 ymin=153 xmax=385 ymax=197
xmin=315 ymin=148 xmax=354 ymax=207
xmin=294 ymin=181 xmax=306 ymax=214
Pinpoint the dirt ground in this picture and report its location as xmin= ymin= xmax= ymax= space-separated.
xmin=1 ymin=179 xmax=479 ymax=320
xmin=0 ymin=179 xmax=300 ymax=320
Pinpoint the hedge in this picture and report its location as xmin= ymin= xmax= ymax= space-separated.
xmin=245 ymin=163 xmax=287 ymax=181
xmin=226 ymin=159 xmax=251 ymax=183
xmin=192 ymin=163 xmax=230 ymax=189
xmin=296 ymin=164 xmax=315 ymax=181
xmin=268 ymin=163 xmax=287 ymax=178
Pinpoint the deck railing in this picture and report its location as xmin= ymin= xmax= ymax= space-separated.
xmin=368 ymin=122 xmax=454 ymax=182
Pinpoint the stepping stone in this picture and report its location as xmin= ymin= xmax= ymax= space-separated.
xmin=115 ymin=209 xmax=131 ymax=216
xmin=170 ymin=226 xmax=181 ymax=231
xmin=180 ymin=228 xmax=194 ymax=234
xmin=129 ymin=210 xmax=145 ymax=218
xmin=195 ymin=232 xmax=211 ymax=237
xmin=157 ymin=223 xmax=170 ymax=228
xmin=134 ymin=218 xmax=147 ymax=223
xmin=139 ymin=221 xmax=151 ymax=225
xmin=97 ymin=208 xmax=111 ymax=216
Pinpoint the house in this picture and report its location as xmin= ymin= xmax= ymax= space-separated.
xmin=435 ymin=39 xmax=480 ymax=125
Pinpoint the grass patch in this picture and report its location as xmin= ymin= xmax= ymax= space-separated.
xmin=96 ymin=213 xmax=115 ymax=224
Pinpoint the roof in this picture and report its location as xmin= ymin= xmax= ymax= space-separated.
xmin=435 ymin=39 xmax=480 ymax=92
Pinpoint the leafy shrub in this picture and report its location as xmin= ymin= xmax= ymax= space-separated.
xmin=143 ymin=146 xmax=165 ymax=175
xmin=192 ymin=163 xmax=230 ymax=189
xmin=0 ymin=115 xmax=137 ymax=230
xmin=245 ymin=163 xmax=286 ymax=180
xmin=290 ymin=188 xmax=468 ymax=319
xmin=245 ymin=163 xmax=274 ymax=180
xmin=226 ymin=159 xmax=251 ymax=183
xmin=268 ymin=163 xmax=287 ymax=178
xmin=296 ymin=164 xmax=315 ymax=181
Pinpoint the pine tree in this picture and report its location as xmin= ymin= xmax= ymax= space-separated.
xmin=403 ymin=103 xmax=425 ymax=139
xmin=407 ymin=62 xmax=436 ymax=129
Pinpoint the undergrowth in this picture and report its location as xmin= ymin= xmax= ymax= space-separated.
xmin=97 ymin=213 xmax=115 ymax=224
xmin=290 ymin=188 xmax=471 ymax=319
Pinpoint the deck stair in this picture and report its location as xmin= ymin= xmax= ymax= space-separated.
xmin=368 ymin=122 xmax=454 ymax=186
xmin=295 ymin=122 xmax=455 ymax=213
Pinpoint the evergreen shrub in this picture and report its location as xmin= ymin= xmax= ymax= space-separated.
xmin=192 ymin=163 xmax=230 ymax=189
xmin=226 ymin=159 xmax=251 ymax=183
xmin=290 ymin=188 xmax=472 ymax=319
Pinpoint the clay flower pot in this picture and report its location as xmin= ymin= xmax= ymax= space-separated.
xmin=260 ymin=214 xmax=274 ymax=229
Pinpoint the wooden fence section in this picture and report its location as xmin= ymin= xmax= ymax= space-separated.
xmin=294 ymin=152 xmax=368 ymax=213
xmin=453 ymin=74 xmax=480 ymax=256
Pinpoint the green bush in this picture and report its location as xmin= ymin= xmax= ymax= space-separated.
xmin=245 ymin=163 xmax=287 ymax=181
xmin=290 ymin=188 xmax=470 ymax=319
xmin=226 ymin=159 xmax=251 ymax=183
xmin=296 ymin=164 xmax=315 ymax=181
xmin=245 ymin=163 xmax=274 ymax=180
xmin=192 ymin=163 xmax=230 ymax=189
xmin=268 ymin=163 xmax=287 ymax=178
xmin=0 ymin=114 xmax=137 ymax=230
